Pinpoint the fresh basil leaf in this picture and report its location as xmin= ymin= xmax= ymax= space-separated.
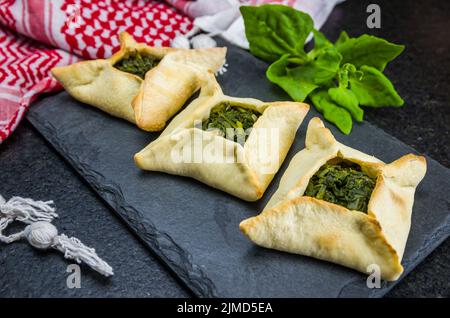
xmin=309 ymin=90 xmax=353 ymax=134
xmin=240 ymin=4 xmax=405 ymax=135
xmin=335 ymin=31 xmax=350 ymax=47
xmin=328 ymin=87 xmax=364 ymax=122
xmin=266 ymin=48 xmax=341 ymax=102
xmin=349 ymin=65 xmax=404 ymax=107
xmin=289 ymin=47 xmax=342 ymax=85
xmin=308 ymin=29 xmax=334 ymax=59
xmin=336 ymin=34 xmax=405 ymax=71
xmin=240 ymin=5 xmax=313 ymax=63
xmin=266 ymin=54 xmax=318 ymax=102
xmin=313 ymin=30 xmax=333 ymax=49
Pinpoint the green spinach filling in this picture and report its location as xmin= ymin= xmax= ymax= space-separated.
xmin=114 ymin=51 xmax=159 ymax=79
xmin=304 ymin=161 xmax=376 ymax=212
xmin=201 ymin=102 xmax=261 ymax=145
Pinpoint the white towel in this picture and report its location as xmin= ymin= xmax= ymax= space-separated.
xmin=183 ymin=0 xmax=345 ymax=48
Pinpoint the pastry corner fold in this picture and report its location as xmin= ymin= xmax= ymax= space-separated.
xmin=132 ymin=46 xmax=227 ymax=132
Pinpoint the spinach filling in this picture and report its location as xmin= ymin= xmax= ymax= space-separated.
xmin=114 ymin=50 xmax=159 ymax=79
xmin=201 ymin=102 xmax=261 ymax=145
xmin=304 ymin=161 xmax=376 ymax=212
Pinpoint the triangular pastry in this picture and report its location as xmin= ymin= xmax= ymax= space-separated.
xmin=240 ymin=117 xmax=426 ymax=280
xmin=134 ymin=74 xmax=309 ymax=201
xmin=51 ymin=32 xmax=226 ymax=131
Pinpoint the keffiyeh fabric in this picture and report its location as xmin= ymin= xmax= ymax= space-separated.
xmin=0 ymin=0 xmax=192 ymax=142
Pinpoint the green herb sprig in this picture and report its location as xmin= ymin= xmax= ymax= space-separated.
xmin=202 ymin=102 xmax=260 ymax=145
xmin=114 ymin=50 xmax=159 ymax=79
xmin=304 ymin=162 xmax=376 ymax=213
xmin=241 ymin=4 xmax=405 ymax=134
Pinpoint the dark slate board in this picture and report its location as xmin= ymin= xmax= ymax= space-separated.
xmin=27 ymin=44 xmax=450 ymax=297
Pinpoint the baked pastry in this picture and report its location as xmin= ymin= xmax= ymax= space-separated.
xmin=51 ymin=32 xmax=226 ymax=131
xmin=134 ymin=73 xmax=309 ymax=201
xmin=240 ymin=117 xmax=426 ymax=280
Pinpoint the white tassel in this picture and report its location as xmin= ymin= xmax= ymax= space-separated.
xmin=191 ymin=34 xmax=217 ymax=49
xmin=0 ymin=194 xmax=113 ymax=277
xmin=171 ymin=35 xmax=190 ymax=49
xmin=24 ymin=221 xmax=58 ymax=249
xmin=0 ymin=194 xmax=57 ymax=224
xmin=53 ymin=234 xmax=113 ymax=277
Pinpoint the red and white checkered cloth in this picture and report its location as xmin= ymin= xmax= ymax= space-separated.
xmin=0 ymin=0 xmax=193 ymax=143
xmin=0 ymin=0 xmax=341 ymax=143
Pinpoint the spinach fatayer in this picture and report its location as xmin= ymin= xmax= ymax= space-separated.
xmin=134 ymin=74 xmax=309 ymax=201
xmin=240 ymin=118 xmax=426 ymax=281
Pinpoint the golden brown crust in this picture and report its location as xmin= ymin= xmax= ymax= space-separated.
xmin=240 ymin=117 xmax=426 ymax=280
xmin=240 ymin=197 xmax=403 ymax=281
xmin=51 ymin=59 xmax=141 ymax=123
xmin=305 ymin=117 xmax=336 ymax=149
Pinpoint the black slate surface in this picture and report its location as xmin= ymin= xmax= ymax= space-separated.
xmin=2 ymin=122 xmax=448 ymax=298
xmin=0 ymin=122 xmax=190 ymax=297
xmin=1 ymin=0 xmax=450 ymax=298
xmin=26 ymin=37 xmax=450 ymax=296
